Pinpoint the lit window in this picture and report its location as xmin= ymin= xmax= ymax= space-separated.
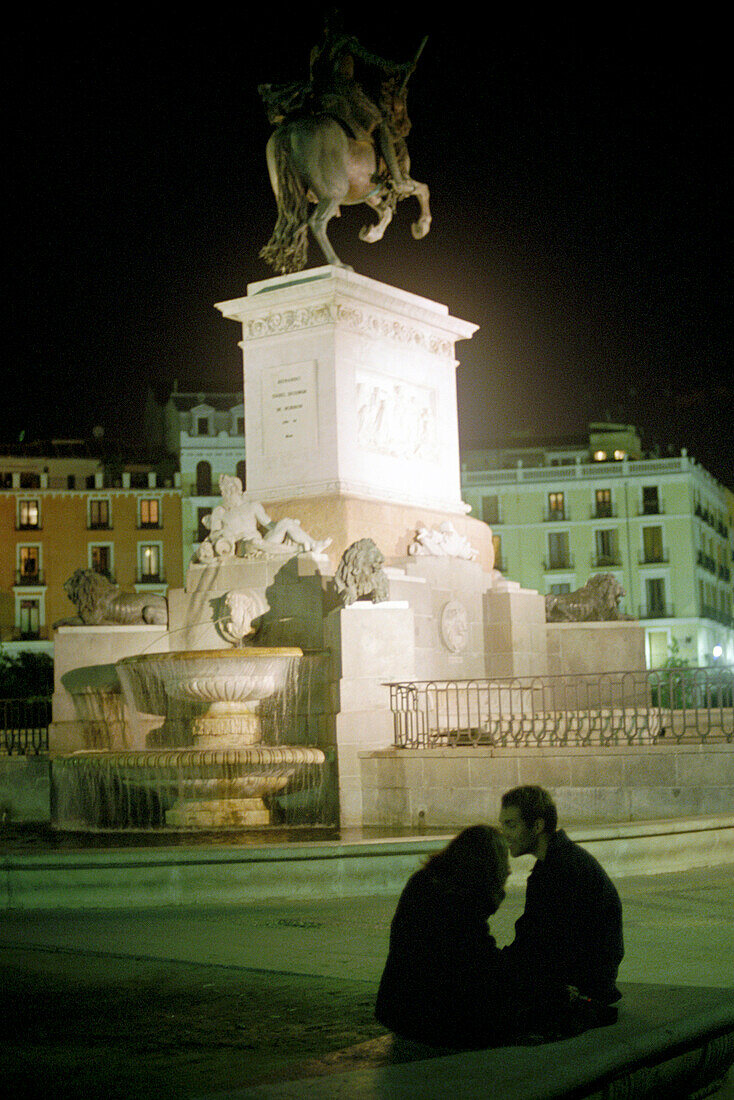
xmin=140 ymin=544 xmax=161 ymax=580
xmin=140 ymin=498 xmax=160 ymax=527
xmin=18 ymin=499 xmax=40 ymax=528
xmin=548 ymin=492 xmax=565 ymax=520
xmin=593 ymin=451 xmax=607 ymax=461
xmin=613 ymin=450 xmax=626 ymax=460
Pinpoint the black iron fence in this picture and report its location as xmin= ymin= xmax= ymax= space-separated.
xmin=0 ymin=698 xmax=51 ymax=754
xmin=387 ymin=667 xmax=734 ymax=749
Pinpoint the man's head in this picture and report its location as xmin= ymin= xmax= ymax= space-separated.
xmin=499 ymin=786 xmax=558 ymax=859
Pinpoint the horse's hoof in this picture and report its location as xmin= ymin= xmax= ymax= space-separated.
xmin=359 ymin=225 xmax=382 ymax=244
xmin=411 ymin=219 xmax=431 ymax=240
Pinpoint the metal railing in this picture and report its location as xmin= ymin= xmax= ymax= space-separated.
xmin=1 ymin=698 xmax=51 ymax=754
xmin=387 ymin=667 xmax=734 ymax=749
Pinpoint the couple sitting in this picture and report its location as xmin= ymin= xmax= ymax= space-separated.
xmin=375 ymin=785 xmax=623 ymax=1048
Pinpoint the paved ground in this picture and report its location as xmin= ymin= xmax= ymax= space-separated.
xmin=1 ymin=863 xmax=733 ymax=1097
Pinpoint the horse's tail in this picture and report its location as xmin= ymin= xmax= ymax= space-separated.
xmin=260 ymin=128 xmax=309 ymax=274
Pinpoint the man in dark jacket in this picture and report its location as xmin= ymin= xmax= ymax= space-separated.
xmin=499 ymin=785 xmax=623 ymax=1006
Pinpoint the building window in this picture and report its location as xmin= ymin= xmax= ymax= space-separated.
xmin=595 ymin=488 xmax=612 ymax=518
xmin=197 ymin=416 xmax=210 ymax=436
xmin=492 ymin=534 xmax=503 ymax=572
xmin=67 ymin=474 xmax=76 ymax=490
xmin=642 ymin=486 xmax=660 ymax=514
xmin=17 ymin=546 xmax=41 ymax=585
xmin=236 ymin=460 xmax=247 ymax=488
xmin=547 ymin=492 xmax=565 ymax=521
xmin=90 ymin=544 xmax=113 ymax=579
xmin=18 ymin=499 xmax=40 ymax=529
xmin=482 ymin=494 xmax=499 ymax=525
xmin=547 ymin=531 xmax=570 ymax=570
xmin=140 ymin=498 xmax=161 ymax=528
xmin=139 ymin=544 xmax=162 ymax=582
xmin=645 ymin=577 xmax=667 ymax=617
xmin=20 ymin=472 xmax=41 ymax=489
xmin=642 ymin=526 xmax=665 ymax=563
xmin=236 ymin=417 xmax=245 ymax=436
xmin=549 ymin=583 xmax=571 ymax=595
xmin=196 ymin=507 xmax=210 ymax=544
xmin=89 ymin=498 xmax=110 ymax=529
xmin=196 ymin=461 xmax=212 ymax=496
xmin=18 ymin=598 xmax=40 ymax=638
xmin=595 ymin=528 xmax=619 ymax=567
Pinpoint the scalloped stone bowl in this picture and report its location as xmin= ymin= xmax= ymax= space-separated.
xmin=56 ymin=647 xmax=326 ymax=830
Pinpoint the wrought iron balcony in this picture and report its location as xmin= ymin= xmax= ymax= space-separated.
xmin=14 ymin=570 xmax=45 ymax=586
xmin=543 ymin=555 xmax=574 ymax=571
xmin=638 ymin=604 xmax=675 ymax=619
xmin=639 ymin=551 xmax=670 ymax=565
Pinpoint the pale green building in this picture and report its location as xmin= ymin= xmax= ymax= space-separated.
xmin=462 ymin=424 xmax=734 ymax=669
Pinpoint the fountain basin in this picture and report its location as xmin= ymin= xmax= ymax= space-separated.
xmin=54 ymin=746 xmax=326 ymax=830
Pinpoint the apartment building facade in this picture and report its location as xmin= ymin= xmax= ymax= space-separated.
xmin=462 ymin=425 xmax=734 ymax=668
xmin=162 ymin=389 xmax=245 ymax=571
xmin=0 ymin=444 xmax=183 ymax=653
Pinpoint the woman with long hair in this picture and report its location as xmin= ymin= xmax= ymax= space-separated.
xmin=375 ymin=825 xmax=514 ymax=1048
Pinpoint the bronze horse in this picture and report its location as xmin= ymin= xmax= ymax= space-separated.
xmin=260 ymin=115 xmax=431 ymax=274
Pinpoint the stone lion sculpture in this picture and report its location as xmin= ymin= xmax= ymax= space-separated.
xmin=545 ymin=573 xmax=633 ymax=623
xmin=335 ymin=539 xmax=390 ymax=607
xmin=56 ymin=569 xmax=168 ymax=627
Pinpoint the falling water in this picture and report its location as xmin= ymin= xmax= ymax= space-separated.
xmin=53 ymin=650 xmax=332 ymax=831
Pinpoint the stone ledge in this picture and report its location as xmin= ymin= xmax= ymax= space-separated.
xmin=214 ymin=983 xmax=734 ymax=1099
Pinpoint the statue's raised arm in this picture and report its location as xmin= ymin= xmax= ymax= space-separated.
xmin=258 ymin=13 xmax=431 ymax=274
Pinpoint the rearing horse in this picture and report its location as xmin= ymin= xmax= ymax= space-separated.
xmin=260 ymin=115 xmax=431 ymax=274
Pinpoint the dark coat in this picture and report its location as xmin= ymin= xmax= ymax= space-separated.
xmin=375 ymin=866 xmax=512 ymax=1048
xmin=503 ymin=830 xmax=624 ymax=1003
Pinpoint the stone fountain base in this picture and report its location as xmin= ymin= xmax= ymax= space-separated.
xmin=53 ymin=747 xmax=325 ymax=831
xmin=166 ymin=796 xmax=273 ymax=828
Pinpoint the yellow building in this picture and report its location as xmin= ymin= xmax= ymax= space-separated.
xmin=462 ymin=425 xmax=734 ymax=668
xmin=0 ymin=444 xmax=183 ymax=653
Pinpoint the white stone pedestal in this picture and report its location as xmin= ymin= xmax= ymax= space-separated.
xmin=483 ymin=580 xmax=549 ymax=679
xmin=216 ymin=267 xmax=493 ymax=567
xmin=324 ymin=601 xmax=415 ymax=827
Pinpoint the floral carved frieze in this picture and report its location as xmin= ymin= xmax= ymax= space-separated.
xmin=240 ymin=300 xmax=453 ymax=357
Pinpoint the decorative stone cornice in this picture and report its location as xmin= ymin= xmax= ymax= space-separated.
xmin=236 ymin=300 xmax=453 ymax=357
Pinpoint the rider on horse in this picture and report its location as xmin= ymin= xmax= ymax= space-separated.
xmin=259 ymin=13 xmax=419 ymax=196
xmin=308 ymin=12 xmax=416 ymax=194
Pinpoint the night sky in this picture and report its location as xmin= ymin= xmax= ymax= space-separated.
xmin=7 ymin=6 xmax=732 ymax=483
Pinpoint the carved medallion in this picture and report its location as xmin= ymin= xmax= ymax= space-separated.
xmin=440 ymin=600 xmax=469 ymax=654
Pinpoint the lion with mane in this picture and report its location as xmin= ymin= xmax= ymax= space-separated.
xmin=545 ymin=573 xmax=633 ymax=623
xmin=56 ymin=568 xmax=168 ymax=627
xmin=334 ymin=539 xmax=390 ymax=607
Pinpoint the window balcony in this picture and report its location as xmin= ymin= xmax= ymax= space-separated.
xmin=593 ymin=554 xmax=622 ymax=569
xmin=88 ymin=521 xmax=112 ymax=531
xmin=15 ymin=570 xmax=45 ymax=586
xmin=543 ymin=510 xmax=569 ymax=522
xmin=138 ymin=521 xmax=162 ymax=530
xmin=696 ymin=550 xmax=718 ymax=574
xmin=701 ymin=605 xmax=734 ymax=627
xmin=543 ymin=555 xmax=574 ymax=571
xmin=639 ymin=551 xmax=670 ymax=565
xmin=137 ymin=572 xmax=165 ymax=585
xmin=16 ymin=521 xmax=42 ymax=531
xmin=591 ymin=505 xmax=617 ymax=519
xmin=638 ymin=604 xmax=675 ymax=619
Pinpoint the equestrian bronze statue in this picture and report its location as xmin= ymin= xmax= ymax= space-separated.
xmin=258 ymin=18 xmax=431 ymax=274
